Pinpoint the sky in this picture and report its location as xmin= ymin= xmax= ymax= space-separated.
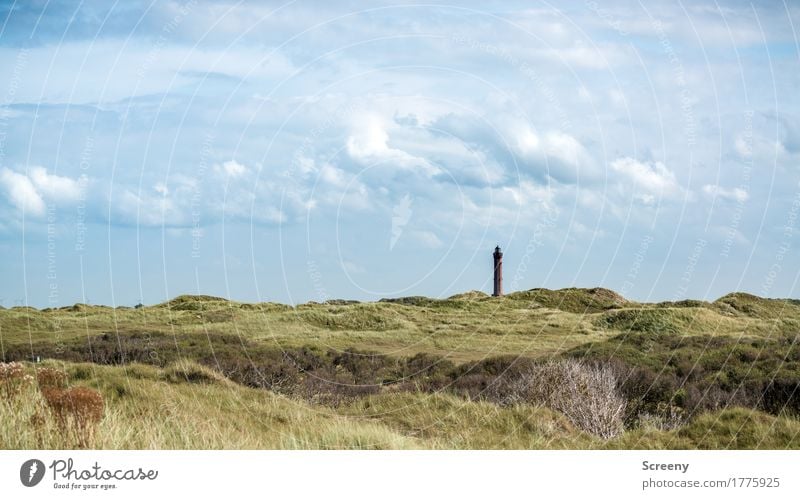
xmin=0 ymin=0 xmax=798 ymax=308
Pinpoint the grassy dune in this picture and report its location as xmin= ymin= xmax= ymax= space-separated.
xmin=1 ymin=288 xmax=800 ymax=449
xmin=3 ymin=360 xmax=799 ymax=450
xmin=0 ymin=288 xmax=632 ymax=362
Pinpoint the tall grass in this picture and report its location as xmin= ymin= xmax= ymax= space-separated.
xmin=0 ymin=366 xmax=103 ymax=449
xmin=3 ymin=360 xmax=800 ymax=449
xmin=3 ymin=287 xmax=800 ymax=449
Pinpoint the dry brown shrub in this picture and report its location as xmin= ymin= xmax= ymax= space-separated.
xmin=0 ymin=362 xmax=32 ymax=399
xmin=42 ymin=386 xmax=105 ymax=447
xmin=36 ymin=367 xmax=68 ymax=389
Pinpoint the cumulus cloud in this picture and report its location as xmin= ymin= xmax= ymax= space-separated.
xmin=346 ymin=113 xmax=440 ymax=177
xmin=502 ymin=180 xmax=555 ymax=208
xmin=0 ymin=168 xmax=46 ymax=216
xmin=28 ymin=167 xmax=81 ymax=202
xmin=153 ymin=182 xmax=169 ymax=195
xmin=0 ymin=167 xmax=83 ymax=216
xmin=702 ymin=185 xmax=749 ymax=203
xmin=347 ymin=115 xmax=390 ymax=159
xmin=114 ymin=190 xmax=176 ymax=227
xmin=610 ymin=157 xmax=682 ymax=204
xmin=218 ymin=160 xmax=247 ymax=177
xmin=513 ymin=124 xmax=595 ymax=183
xmin=316 ymin=163 xmax=371 ymax=211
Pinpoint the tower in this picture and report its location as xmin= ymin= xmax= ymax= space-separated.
xmin=492 ymin=246 xmax=503 ymax=297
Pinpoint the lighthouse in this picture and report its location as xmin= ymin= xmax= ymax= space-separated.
xmin=492 ymin=246 xmax=503 ymax=297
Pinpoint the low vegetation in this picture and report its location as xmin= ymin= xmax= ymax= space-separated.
xmin=1 ymin=288 xmax=799 ymax=449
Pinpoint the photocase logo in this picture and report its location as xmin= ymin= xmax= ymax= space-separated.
xmin=390 ymin=193 xmax=413 ymax=250
xmin=20 ymin=459 xmax=45 ymax=487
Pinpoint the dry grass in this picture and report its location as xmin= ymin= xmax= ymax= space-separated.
xmin=1 ymin=363 xmax=104 ymax=448
xmin=3 ymin=360 xmax=800 ymax=450
xmin=2 ymin=289 xmax=800 ymax=449
xmin=0 ymin=289 xmax=644 ymax=362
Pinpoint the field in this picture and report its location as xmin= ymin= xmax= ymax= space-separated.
xmin=2 ymin=287 xmax=800 ymax=449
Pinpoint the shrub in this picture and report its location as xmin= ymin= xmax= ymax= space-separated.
xmin=36 ymin=367 xmax=68 ymax=389
xmin=212 ymin=354 xmax=301 ymax=393
xmin=451 ymin=373 xmax=498 ymax=400
xmin=42 ymin=386 xmax=104 ymax=447
xmin=636 ymin=403 xmax=686 ymax=431
xmin=0 ymin=362 xmax=32 ymax=400
xmin=493 ymin=359 xmax=626 ymax=439
xmin=761 ymin=378 xmax=800 ymax=415
xmin=299 ymin=372 xmax=380 ymax=407
xmin=609 ymin=362 xmax=679 ymax=425
xmin=163 ymin=360 xmax=227 ymax=385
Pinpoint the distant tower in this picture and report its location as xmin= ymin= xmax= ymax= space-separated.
xmin=492 ymin=246 xmax=503 ymax=297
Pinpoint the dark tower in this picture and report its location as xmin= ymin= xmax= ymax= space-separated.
xmin=492 ymin=246 xmax=503 ymax=297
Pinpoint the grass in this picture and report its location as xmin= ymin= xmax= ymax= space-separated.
xmin=2 ymin=287 xmax=800 ymax=449
xmin=0 ymin=289 xmax=636 ymax=363
xmin=3 ymin=360 xmax=799 ymax=449
xmin=2 ymin=360 xmax=421 ymax=449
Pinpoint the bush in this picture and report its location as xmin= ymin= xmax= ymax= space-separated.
xmin=36 ymin=367 xmax=68 ymax=389
xmin=609 ymin=362 xmax=679 ymax=425
xmin=450 ymin=373 xmax=497 ymax=400
xmin=761 ymin=378 xmax=800 ymax=414
xmin=42 ymin=386 xmax=104 ymax=448
xmin=163 ymin=360 xmax=227 ymax=385
xmin=0 ymin=362 xmax=32 ymax=399
xmin=299 ymin=372 xmax=381 ymax=407
xmin=493 ymin=359 xmax=626 ymax=439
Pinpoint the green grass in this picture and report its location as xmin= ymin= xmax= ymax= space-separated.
xmin=3 ymin=360 xmax=799 ymax=449
xmin=0 ymin=288 xmax=637 ymax=362
xmin=2 ymin=287 xmax=800 ymax=449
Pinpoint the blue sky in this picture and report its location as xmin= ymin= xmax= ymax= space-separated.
xmin=0 ymin=0 xmax=798 ymax=307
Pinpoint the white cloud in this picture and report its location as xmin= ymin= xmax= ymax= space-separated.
xmin=318 ymin=163 xmax=348 ymax=188
xmin=513 ymin=124 xmax=595 ymax=183
xmin=610 ymin=157 xmax=681 ymax=200
xmin=346 ymin=113 xmax=440 ymax=177
xmin=544 ymin=132 xmax=588 ymax=168
xmin=347 ymin=114 xmax=390 ymax=158
xmin=502 ymin=180 xmax=555 ymax=208
xmin=312 ymin=163 xmax=370 ymax=211
xmin=516 ymin=128 xmax=541 ymax=154
xmin=451 ymin=180 xmax=558 ymax=232
xmin=0 ymin=168 xmax=46 ymax=216
xmin=114 ymin=189 xmax=182 ymax=227
xmin=0 ymin=166 xmax=82 ymax=217
xmin=153 ymin=182 xmax=169 ymax=195
xmin=220 ymin=160 xmax=247 ymax=177
xmin=28 ymin=167 xmax=81 ymax=202
xmin=702 ymin=184 xmax=749 ymax=203
xmin=113 ymin=176 xmax=197 ymax=227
